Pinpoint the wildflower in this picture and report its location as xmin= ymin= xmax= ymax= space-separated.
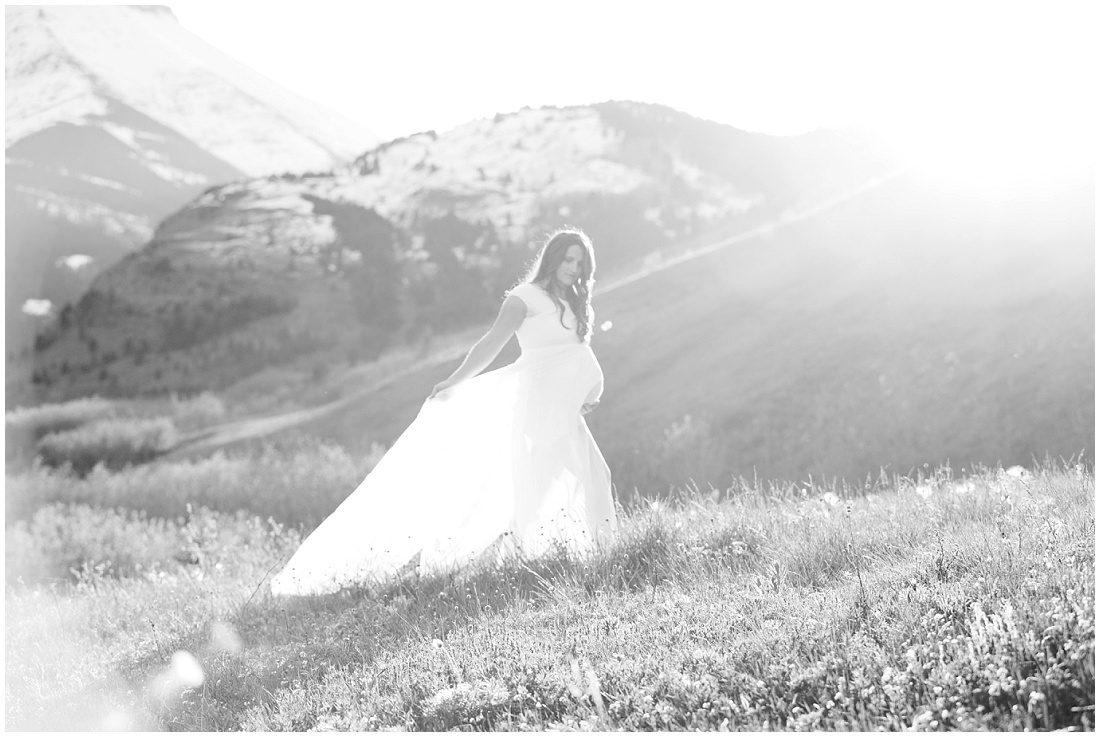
xmin=915 ymin=485 xmax=933 ymax=499
xmin=821 ymin=492 xmax=839 ymax=507
xmin=432 ymin=639 xmax=444 ymax=649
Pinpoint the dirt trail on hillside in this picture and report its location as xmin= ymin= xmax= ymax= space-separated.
xmin=169 ymin=172 xmax=904 ymax=457
xmin=168 ymin=345 xmax=467 ymax=457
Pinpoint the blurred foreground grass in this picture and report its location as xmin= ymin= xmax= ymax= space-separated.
xmin=5 ymin=454 xmax=1092 ymax=731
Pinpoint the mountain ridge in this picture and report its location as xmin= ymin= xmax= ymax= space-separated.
xmin=5 ymin=5 xmax=378 ymax=169
xmin=25 ymin=100 xmax=898 ymax=404
xmin=5 ymin=4 xmax=381 ymax=401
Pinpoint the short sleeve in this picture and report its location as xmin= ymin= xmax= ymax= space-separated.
xmin=507 ymin=283 xmax=542 ymax=311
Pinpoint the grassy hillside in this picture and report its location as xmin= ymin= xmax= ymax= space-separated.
xmin=282 ymin=165 xmax=1092 ymax=491
xmin=25 ymin=102 xmax=896 ymax=404
xmin=5 ymin=458 xmax=1093 ymax=730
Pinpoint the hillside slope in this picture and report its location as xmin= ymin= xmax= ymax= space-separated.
xmin=284 ymin=164 xmax=1094 ymax=488
xmin=4 ymin=459 xmax=1093 ymax=730
xmin=30 ymin=102 xmax=893 ymax=402
xmin=6 ymin=4 xmax=379 ymax=403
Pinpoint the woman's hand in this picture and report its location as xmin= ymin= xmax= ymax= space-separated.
xmin=581 ymin=400 xmax=600 ymax=415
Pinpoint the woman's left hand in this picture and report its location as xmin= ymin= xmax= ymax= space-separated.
xmin=581 ymin=400 xmax=600 ymax=415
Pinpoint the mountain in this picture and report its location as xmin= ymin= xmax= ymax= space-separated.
xmin=26 ymin=101 xmax=897 ymax=401
xmin=5 ymin=4 xmax=379 ymax=402
xmin=279 ymin=162 xmax=1095 ymax=488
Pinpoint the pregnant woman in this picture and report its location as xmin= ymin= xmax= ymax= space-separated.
xmin=271 ymin=228 xmax=618 ymax=596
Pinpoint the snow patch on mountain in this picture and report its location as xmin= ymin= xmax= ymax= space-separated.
xmin=95 ymin=121 xmax=209 ymax=187
xmin=56 ymin=254 xmax=94 ymax=270
xmin=22 ymin=298 xmax=53 ymax=317
xmin=14 ymin=184 xmax=155 ymax=243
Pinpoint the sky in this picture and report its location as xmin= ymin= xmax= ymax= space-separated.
xmin=171 ymin=0 xmax=1096 ymax=150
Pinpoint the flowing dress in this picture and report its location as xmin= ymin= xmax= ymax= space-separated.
xmin=270 ymin=282 xmax=617 ymax=596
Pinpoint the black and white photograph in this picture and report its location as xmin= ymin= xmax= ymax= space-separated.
xmin=4 ymin=1 xmax=1095 ymax=730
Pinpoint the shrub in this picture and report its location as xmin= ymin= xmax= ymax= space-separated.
xmin=36 ymin=417 xmax=178 ymax=475
xmin=6 ymin=437 xmax=380 ymax=527
xmin=5 ymin=503 xmax=181 ymax=583
xmin=5 ymin=397 xmax=115 ymax=441
xmin=169 ymin=390 xmax=227 ymax=430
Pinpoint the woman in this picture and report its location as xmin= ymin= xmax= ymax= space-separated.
xmin=270 ymin=228 xmax=617 ymax=596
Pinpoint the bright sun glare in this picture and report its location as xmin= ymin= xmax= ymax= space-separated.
xmin=866 ymin=5 xmax=1095 ymax=193
xmin=889 ymin=108 xmax=1094 ymax=193
xmin=171 ymin=1 xmax=1094 ymax=193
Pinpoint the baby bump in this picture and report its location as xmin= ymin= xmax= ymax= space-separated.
xmin=517 ymin=346 xmax=603 ymax=445
xmin=576 ymin=346 xmax=604 ymax=406
xmin=552 ymin=347 xmax=604 ymax=427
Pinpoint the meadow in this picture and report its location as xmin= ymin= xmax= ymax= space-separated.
xmin=5 ymin=163 xmax=1093 ymax=731
xmin=5 ymin=441 xmax=1093 ymax=731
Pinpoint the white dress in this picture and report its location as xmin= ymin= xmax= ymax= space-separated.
xmin=270 ymin=283 xmax=617 ymax=596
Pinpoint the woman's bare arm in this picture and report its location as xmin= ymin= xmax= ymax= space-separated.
xmin=428 ymin=295 xmax=527 ymax=399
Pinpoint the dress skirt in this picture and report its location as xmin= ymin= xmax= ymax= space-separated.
xmin=270 ymin=342 xmax=617 ymax=596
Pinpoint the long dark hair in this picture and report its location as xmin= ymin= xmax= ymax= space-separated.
xmin=523 ymin=227 xmax=595 ymax=343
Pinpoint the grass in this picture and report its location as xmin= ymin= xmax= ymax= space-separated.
xmin=5 ymin=457 xmax=1093 ymax=731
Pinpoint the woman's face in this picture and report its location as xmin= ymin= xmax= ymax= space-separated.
xmin=554 ymin=244 xmax=585 ymax=288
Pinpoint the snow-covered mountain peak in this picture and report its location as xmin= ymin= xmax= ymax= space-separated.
xmin=5 ymin=5 xmax=379 ymax=174
xmin=4 ymin=7 xmax=108 ymax=145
